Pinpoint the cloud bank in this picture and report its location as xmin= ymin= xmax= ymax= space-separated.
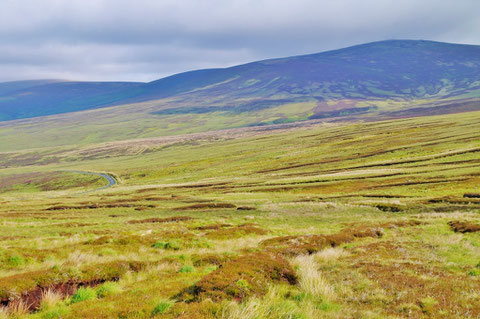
xmin=1 ymin=0 xmax=479 ymax=82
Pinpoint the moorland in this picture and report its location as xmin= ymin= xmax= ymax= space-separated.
xmin=0 ymin=40 xmax=480 ymax=318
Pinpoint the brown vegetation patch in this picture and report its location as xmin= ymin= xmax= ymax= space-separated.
xmin=50 ymin=222 xmax=97 ymax=228
xmin=379 ymin=220 xmax=423 ymax=228
xmin=140 ymin=196 xmax=178 ymax=201
xmin=171 ymin=182 xmax=230 ymax=189
xmin=261 ymin=226 xmax=382 ymax=256
xmin=448 ymin=220 xmax=480 ymax=233
xmin=127 ymin=216 xmax=193 ymax=224
xmin=194 ymin=223 xmax=232 ymax=230
xmin=192 ymin=254 xmax=232 ymax=267
xmin=134 ymin=188 xmax=160 ymax=193
xmin=433 ymin=205 xmax=472 ymax=212
xmin=429 ymin=196 xmax=480 ymax=205
xmin=361 ymin=194 xmax=413 ymax=198
xmin=0 ymin=171 xmax=91 ymax=192
xmin=0 ymin=261 xmax=145 ymax=311
xmin=87 ymin=235 xmax=112 ymax=245
xmin=348 ymin=241 xmax=480 ymax=317
xmin=204 ymin=224 xmax=268 ymax=239
xmin=374 ymin=203 xmax=404 ymax=212
xmin=0 ymin=212 xmax=66 ymax=218
xmin=236 ymin=206 xmax=256 ymax=211
xmin=261 ymin=221 xmax=421 ymax=256
xmin=173 ymin=203 xmax=236 ymax=210
xmin=44 ymin=200 xmax=157 ymax=210
xmin=369 ymin=177 xmax=469 ymax=189
xmin=464 ymin=193 xmax=480 ymax=198
xmin=190 ymin=252 xmax=297 ymax=302
xmin=46 ymin=203 xmax=134 ymax=210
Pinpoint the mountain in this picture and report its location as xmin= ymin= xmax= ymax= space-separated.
xmin=0 ymin=40 xmax=479 ymax=122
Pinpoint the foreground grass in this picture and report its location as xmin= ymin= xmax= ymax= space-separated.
xmin=0 ymin=110 xmax=479 ymax=318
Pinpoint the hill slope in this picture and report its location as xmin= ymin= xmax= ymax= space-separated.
xmin=1 ymin=40 xmax=480 ymax=121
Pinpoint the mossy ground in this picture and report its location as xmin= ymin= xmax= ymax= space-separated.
xmin=0 ymin=110 xmax=479 ymax=318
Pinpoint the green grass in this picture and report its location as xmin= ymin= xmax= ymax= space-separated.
xmin=151 ymin=300 xmax=174 ymax=316
xmin=70 ymin=287 xmax=97 ymax=304
xmin=96 ymin=282 xmax=121 ymax=298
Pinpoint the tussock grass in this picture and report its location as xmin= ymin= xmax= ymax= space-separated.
xmin=293 ymin=254 xmax=336 ymax=300
xmin=314 ymin=248 xmax=349 ymax=265
xmin=5 ymin=300 xmax=29 ymax=317
xmin=221 ymin=286 xmax=311 ymax=319
xmin=0 ymin=307 xmax=7 ymax=319
xmin=39 ymin=289 xmax=63 ymax=311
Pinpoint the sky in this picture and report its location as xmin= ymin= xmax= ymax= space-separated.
xmin=1 ymin=0 xmax=479 ymax=83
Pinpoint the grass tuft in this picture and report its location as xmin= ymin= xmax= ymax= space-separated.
xmin=70 ymin=287 xmax=97 ymax=304
xmin=96 ymin=282 xmax=121 ymax=298
xmin=151 ymin=300 xmax=174 ymax=317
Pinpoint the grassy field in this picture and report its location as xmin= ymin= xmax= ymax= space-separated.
xmin=1 ymin=89 xmax=479 ymax=152
xmin=0 ymin=110 xmax=479 ymax=318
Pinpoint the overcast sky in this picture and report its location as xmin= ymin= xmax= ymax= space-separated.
xmin=1 ymin=0 xmax=479 ymax=82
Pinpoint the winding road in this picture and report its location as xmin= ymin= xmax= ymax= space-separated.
xmin=66 ymin=170 xmax=117 ymax=192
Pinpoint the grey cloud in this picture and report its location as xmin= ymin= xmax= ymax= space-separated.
xmin=0 ymin=0 xmax=479 ymax=82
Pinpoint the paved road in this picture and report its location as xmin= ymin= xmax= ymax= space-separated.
xmin=66 ymin=170 xmax=117 ymax=192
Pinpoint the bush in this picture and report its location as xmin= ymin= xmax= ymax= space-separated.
xmin=96 ymin=282 xmax=121 ymax=298
xmin=70 ymin=287 xmax=97 ymax=304
xmin=151 ymin=300 xmax=174 ymax=316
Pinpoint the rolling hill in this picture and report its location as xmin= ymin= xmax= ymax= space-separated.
xmin=1 ymin=40 xmax=480 ymax=122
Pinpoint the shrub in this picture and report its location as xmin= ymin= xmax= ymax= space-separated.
xmin=96 ymin=282 xmax=121 ymax=298
xmin=151 ymin=300 xmax=174 ymax=316
xmin=70 ymin=287 xmax=96 ymax=304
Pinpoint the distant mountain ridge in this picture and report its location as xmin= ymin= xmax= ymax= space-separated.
xmin=1 ymin=40 xmax=480 ymax=121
